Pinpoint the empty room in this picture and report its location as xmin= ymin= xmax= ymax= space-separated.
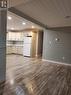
xmin=0 ymin=0 xmax=71 ymax=95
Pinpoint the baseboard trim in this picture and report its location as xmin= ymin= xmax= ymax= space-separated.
xmin=6 ymin=53 xmax=23 ymax=56
xmin=35 ymin=54 xmax=42 ymax=58
xmin=42 ymin=59 xmax=71 ymax=66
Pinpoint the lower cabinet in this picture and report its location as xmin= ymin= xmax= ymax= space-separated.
xmin=6 ymin=46 xmax=23 ymax=55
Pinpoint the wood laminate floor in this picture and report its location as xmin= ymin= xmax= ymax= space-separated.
xmin=2 ymin=55 xmax=71 ymax=95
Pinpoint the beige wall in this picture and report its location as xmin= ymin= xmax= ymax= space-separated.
xmin=31 ymin=31 xmax=37 ymax=57
xmin=30 ymin=31 xmax=43 ymax=57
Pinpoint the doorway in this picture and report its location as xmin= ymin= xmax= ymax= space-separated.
xmin=6 ymin=30 xmax=43 ymax=58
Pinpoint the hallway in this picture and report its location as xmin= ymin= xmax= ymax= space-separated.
xmin=2 ymin=55 xmax=71 ymax=95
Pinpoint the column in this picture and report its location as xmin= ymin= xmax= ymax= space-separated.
xmin=0 ymin=0 xmax=7 ymax=94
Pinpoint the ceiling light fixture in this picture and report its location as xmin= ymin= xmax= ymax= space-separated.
xmin=22 ymin=22 xmax=26 ymax=25
xmin=32 ymin=26 xmax=35 ymax=28
xmin=8 ymin=16 xmax=12 ymax=20
xmin=11 ymin=28 xmax=14 ymax=30
xmin=10 ymin=79 xmax=14 ymax=85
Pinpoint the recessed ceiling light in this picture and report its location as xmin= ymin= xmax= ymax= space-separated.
xmin=32 ymin=26 xmax=35 ymax=28
xmin=8 ymin=16 xmax=12 ymax=20
xmin=11 ymin=28 xmax=14 ymax=30
xmin=22 ymin=22 xmax=26 ymax=25
xmin=10 ymin=79 xmax=14 ymax=85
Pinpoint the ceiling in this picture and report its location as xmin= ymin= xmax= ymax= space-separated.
xmin=7 ymin=11 xmax=42 ymax=30
xmin=8 ymin=0 xmax=33 ymax=7
xmin=10 ymin=0 xmax=71 ymax=28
